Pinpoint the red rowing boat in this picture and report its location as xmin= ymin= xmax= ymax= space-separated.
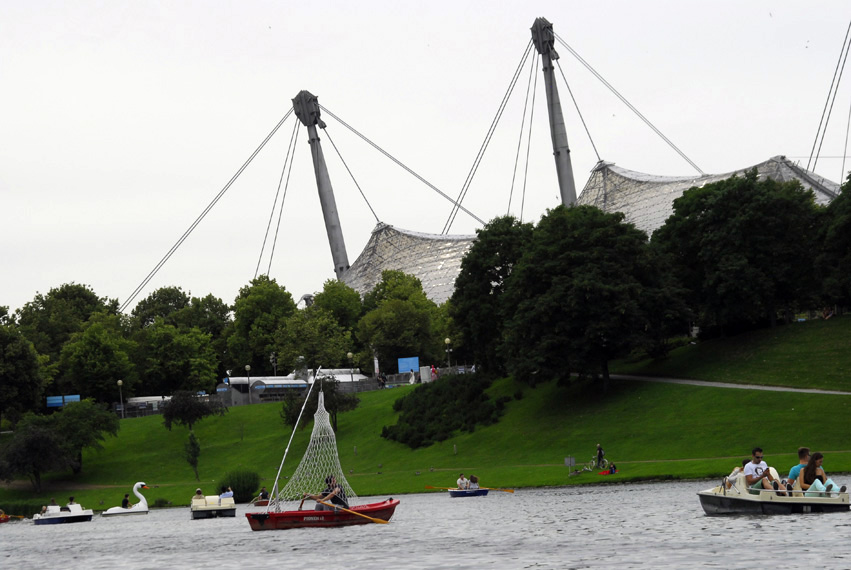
xmin=245 ymin=499 xmax=399 ymax=531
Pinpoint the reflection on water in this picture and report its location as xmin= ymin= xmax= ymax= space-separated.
xmin=2 ymin=481 xmax=850 ymax=569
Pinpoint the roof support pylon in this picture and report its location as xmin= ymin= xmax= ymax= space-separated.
xmin=531 ymin=17 xmax=577 ymax=206
xmin=292 ymin=90 xmax=350 ymax=279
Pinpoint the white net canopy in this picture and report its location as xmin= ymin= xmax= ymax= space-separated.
xmin=272 ymin=390 xmax=358 ymax=509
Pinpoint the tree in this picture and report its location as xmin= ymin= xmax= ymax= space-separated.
xmin=134 ymin=319 xmax=218 ymax=395
xmin=279 ymin=376 xmax=358 ymax=432
xmin=0 ymin=415 xmax=72 ymax=492
xmin=184 ymin=431 xmax=201 ymax=481
xmin=503 ymin=205 xmax=666 ymax=389
xmin=0 ymin=324 xmax=46 ymax=426
xmin=172 ymin=294 xmax=232 ymax=379
xmin=130 ymin=286 xmax=191 ymax=328
xmin=653 ymin=169 xmax=821 ymax=334
xmin=15 ymin=283 xmax=117 ymax=382
xmin=312 ymin=279 xmax=363 ymax=332
xmin=450 ymin=216 xmax=533 ymax=374
xmin=275 ymin=307 xmax=352 ymax=373
xmin=362 ymin=270 xmax=433 ymax=312
xmin=815 ymin=173 xmax=851 ymax=306
xmin=358 ymin=299 xmax=435 ymax=374
xmin=52 ymin=399 xmax=120 ymax=475
xmin=162 ymin=390 xmax=227 ymax=432
xmin=59 ymin=313 xmax=136 ymax=402
xmin=226 ymin=276 xmax=296 ymax=375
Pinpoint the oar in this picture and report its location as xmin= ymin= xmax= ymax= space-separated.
xmin=425 ymin=485 xmax=458 ymax=491
xmin=479 ymin=487 xmax=515 ymax=493
xmin=316 ymin=499 xmax=388 ymax=524
xmin=3 ymin=514 xmax=27 ymax=519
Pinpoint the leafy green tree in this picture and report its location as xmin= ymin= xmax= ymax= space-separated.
xmin=275 ymin=307 xmax=352 ymax=373
xmin=134 ymin=319 xmax=218 ymax=395
xmin=358 ymin=299 xmax=435 ymax=374
xmin=172 ymin=294 xmax=232 ymax=379
xmin=130 ymin=286 xmax=191 ymax=328
xmin=653 ymin=169 xmax=821 ymax=334
xmin=184 ymin=431 xmax=201 ymax=481
xmin=815 ymin=173 xmax=851 ymax=306
xmin=0 ymin=324 xmax=46 ymax=426
xmin=59 ymin=313 xmax=136 ymax=403
xmin=16 ymin=283 xmax=117 ymax=383
xmin=362 ymin=270 xmax=432 ymax=312
xmin=312 ymin=279 xmax=363 ymax=332
xmin=0 ymin=415 xmax=72 ymax=492
xmin=162 ymin=390 xmax=227 ymax=432
xmin=504 ymin=205 xmax=664 ymax=389
xmin=226 ymin=276 xmax=296 ymax=375
xmin=279 ymin=376 xmax=358 ymax=432
xmin=52 ymin=399 xmax=120 ymax=475
xmin=450 ymin=216 xmax=533 ymax=374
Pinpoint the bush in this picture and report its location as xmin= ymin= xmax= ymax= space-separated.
xmin=218 ymin=469 xmax=261 ymax=503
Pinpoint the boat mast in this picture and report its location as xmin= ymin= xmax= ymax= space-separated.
xmin=292 ymin=90 xmax=350 ymax=278
xmin=531 ymin=17 xmax=577 ymax=206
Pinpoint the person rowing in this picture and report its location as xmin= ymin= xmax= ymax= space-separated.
xmin=302 ymin=475 xmax=349 ymax=511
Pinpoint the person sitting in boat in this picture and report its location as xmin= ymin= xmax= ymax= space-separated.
xmin=121 ymin=493 xmax=133 ymax=509
xmin=67 ymin=496 xmax=76 ymax=506
xmin=303 ymin=475 xmax=349 ymax=511
xmin=469 ymin=475 xmax=480 ymax=490
xmin=40 ymin=498 xmax=57 ymax=514
xmin=192 ymin=488 xmax=205 ymax=502
xmin=797 ymin=452 xmax=847 ymax=497
xmin=787 ymin=447 xmax=810 ymax=484
xmin=724 ymin=458 xmax=750 ymax=489
xmin=220 ymin=486 xmax=234 ymax=499
xmin=744 ymin=447 xmax=789 ymax=495
xmin=456 ymin=473 xmax=469 ymax=490
xmin=257 ymin=486 xmax=269 ymax=501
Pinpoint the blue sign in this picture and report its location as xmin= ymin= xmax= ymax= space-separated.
xmin=46 ymin=395 xmax=81 ymax=408
xmin=397 ymin=357 xmax=419 ymax=373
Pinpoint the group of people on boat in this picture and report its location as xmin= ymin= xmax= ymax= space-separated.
xmin=456 ymin=473 xmax=480 ymax=490
xmin=726 ymin=446 xmax=847 ymax=497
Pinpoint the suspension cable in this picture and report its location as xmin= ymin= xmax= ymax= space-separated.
xmin=319 ymin=105 xmax=485 ymax=226
xmin=520 ymin=63 xmax=538 ymax=222
xmin=507 ymin=48 xmax=538 ymax=216
xmin=812 ymin=23 xmax=851 ymax=173
xmin=256 ymin=119 xmax=300 ymax=279
xmin=554 ymin=33 xmax=704 ymax=175
xmin=808 ymin=19 xmax=851 ymax=172
xmin=119 ymin=108 xmax=293 ymax=312
xmin=444 ymin=40 xmax=535 ymax=233
xmin=267 ymin=126 xmax=300 ymax=276
xmin=323 ymin=128 xmax=380 ymax=224
xmin=555 ymin=59 xmax=601 ymax=162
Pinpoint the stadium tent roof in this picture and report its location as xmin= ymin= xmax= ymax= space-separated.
xmin=576 ymin=155 xmax=840 ymax=237
xmin=342 ymin=222 xmax=475 ymax=305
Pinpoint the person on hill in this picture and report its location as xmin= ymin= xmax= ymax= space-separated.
xmin=456 ymin=473 xmax=469 ymax=490
xmin=121 ymin=493 xmax=133 ymax=509
xmin=609 ymin=463 xmax=617 ymax=475
xmin=797 ymin=452 xmax=846 ymax=497
xmin=192 ymin=488 xmax=205 ymax=502
xmin=469 ymin=475 xmax=480 ymax=489
xmin=787 ymin=447 xmax=810 ymax=484
xmin=595 ymin=444 xmax=605 ymax=469
xmin=303 ymin=475 xmax=349 ymax=511
xmin=744 ymin=447 xmax=788 ymax=495
xmin=725 ymin=459 xmax=750 ymax=489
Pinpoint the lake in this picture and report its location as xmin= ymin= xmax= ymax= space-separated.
xmin=3 ymin=480 xmax=850 ymax=568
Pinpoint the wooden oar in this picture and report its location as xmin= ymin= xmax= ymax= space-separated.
xmin=2 ymin=514 xmax=27 ymax=519
xmin=424 ymin=485 xmax=458 ymax=490
xmin=316 ymin=499 xmax=388 ymax=524
xmin=479 ymin=487 xmax=515 ymax=493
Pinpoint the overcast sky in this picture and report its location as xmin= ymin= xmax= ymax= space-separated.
xmin=3 ymin=0 xmax=850 ymax=315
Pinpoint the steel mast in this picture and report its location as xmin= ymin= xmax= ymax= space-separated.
xmin=531 ymin=17 xmax=577 ymax=206
xmin=292 ymin=90 xmax=350 ymax=279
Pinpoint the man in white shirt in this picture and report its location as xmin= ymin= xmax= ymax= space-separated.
xmin=743 ymin=447 xmax=787 ymax=495
xmin=456 ymin=473 xmax=469 ymax=489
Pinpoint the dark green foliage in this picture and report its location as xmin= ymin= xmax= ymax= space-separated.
xmin=0 ymin=416 xmax=72 ymax=492
xmin=130 ymin=286 xmax=191 ymax=328
xmin=162 ymin=391 xmax=227 ymax=432
xmin=219 ymin=469 xmax=261 ymax=503
xmin=0 ymin=324 xmax=45 ymax=426
xmin=381 ymin=373 xmax=503 ymax=449
xmin=52 ymin=399 xmax=119 ymax=475
xmin=815 ymin=173 xmax=851 ymax=306
xmin=184 ymin=431 xmax=200 ymax=481
xmin=280 ymin=377 xmax=358 ymax=432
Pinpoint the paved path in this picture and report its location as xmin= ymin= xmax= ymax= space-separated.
xmin=611 ymin=374 xmax=851 ymax=396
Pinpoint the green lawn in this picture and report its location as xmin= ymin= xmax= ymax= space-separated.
xmin=2 ymin=316 xmax=850 ymax=513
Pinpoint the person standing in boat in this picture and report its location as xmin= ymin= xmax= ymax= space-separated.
xmin=303 ymin=475 xmax=348 ymax=511
xmin=121 ymin=493 xmax=133 ymax=509
xmin=797 ymin=452 xmax=846 ymax=497
xmin=456 ymin=473 xmax=469 ymax=489
xmin=744 ymin=447 xmax=788 ymax=495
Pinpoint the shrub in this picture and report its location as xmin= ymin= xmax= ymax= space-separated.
xmin=219 ymin=469 xmax=261 ymax=503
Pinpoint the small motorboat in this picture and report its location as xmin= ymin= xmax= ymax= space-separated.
xmin=191 ymin=495 xmax=237 ymax=519
xmin=246 ymin=499 xmax=399 ymax=530
xmin=33 ymin=504 xmax=94 ymax=525
xmin=102 ymin=482 xmax=150 ymax=517
xmin=698 ymin=472 xmax=850 ymax=515
xmin=448 ymin=488 xmax=489 ymax=498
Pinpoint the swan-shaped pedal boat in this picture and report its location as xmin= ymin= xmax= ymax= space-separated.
xmin=102 ymin=482 xmax=150 ymax=516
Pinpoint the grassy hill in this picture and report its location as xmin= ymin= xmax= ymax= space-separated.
xmin=2 ymin=316 xmax=850 ymax=513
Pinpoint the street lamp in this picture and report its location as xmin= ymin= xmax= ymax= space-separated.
xmin=444 ymin=337 xmax=452 ymax=368
xmin=270 ymin=352 xmax=277 ymax=376
xmin=347 ymin=352 xmax=354 ymax=383
xmin=117 ymin=379 xmax=125 ymax=419
xmin=245 ymin=364 xmax=251 ymax=404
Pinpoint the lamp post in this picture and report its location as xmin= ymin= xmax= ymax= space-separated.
xmin=245 ymin=364 xmax=251 ymax=404
xmin=444 ymin=337 xmax=452 ymax=369
xmin=270 ymin=352 xmax=277 ymax=376
xmin=117 ymin=379 xmax=125 ymax=419
xmin=347 ymin=352 xmax=354 ymax=383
